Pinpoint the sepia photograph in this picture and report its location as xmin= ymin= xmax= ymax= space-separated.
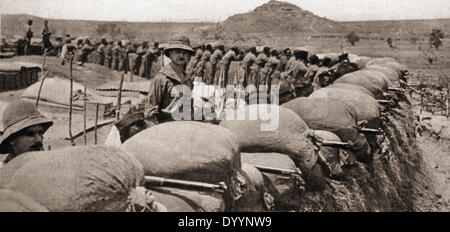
xmin=0 ymin=0 xmax=449 ymax=215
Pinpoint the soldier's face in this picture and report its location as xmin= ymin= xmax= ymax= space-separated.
xmin=9 ymin=125 xmax=45 ymax=155
xmin=169 ymin=49 xmax=191 ymax=66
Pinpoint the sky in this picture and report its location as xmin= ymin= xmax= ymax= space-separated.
xmin=1 ymin=0 xmax=450 ymax=22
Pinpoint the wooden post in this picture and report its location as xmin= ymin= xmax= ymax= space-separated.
xmin=116 ymin=72 xmax=125 ymax=121
xmin=94 ymin=102 xmax=99 ymax=145
xmin=35 ymin=49 xmax=48 ymax=107
xmin=69 ymin=54 xmax=75 ymax=146
xmin=83 ymin=84 xmax=87 ymax=145
xmin=420 ymin=79 xmax=423 ymax=115
xmin=445 ymin=87 xmax=450 ymax=119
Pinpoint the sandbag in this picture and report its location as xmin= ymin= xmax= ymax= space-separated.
xmin=365 ymin=64 xmax=400 ymax=87
xmin=0 ymin=145 xmax=145 ymax=212
xmin=328 ymin=83 xmax=375 ymax=98
xmin=282 ymin=97 xmax=370 ymax=158
xmin=335 ymin=70 xmax=388 ymax=99
xmin=150 ymin=187 xmax=225 ymax=212
xmin=121 ymin=121 xmax=240 ymax=184
xmin=0 ymin=189 xmax=49 ymax=212
xmin=219 ymin=104 xmax=317 ymax=173
xmin=353 ymin=56 xmax=372 ymax=69
xmin=309 ymin=87 xmax=381 ymax=129
xmin=383 ymin=62 xmax=408 ymax=79
xmin=20 ymin=77 xmax=112 ymax=108
xmin=120 ymin=121 xmax=246 ymax=210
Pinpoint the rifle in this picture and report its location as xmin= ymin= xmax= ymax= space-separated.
xmin=144 ymin=176 xmax=227 ymax=193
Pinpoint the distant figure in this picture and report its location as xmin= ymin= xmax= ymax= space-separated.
xmin=97 ymin=38 xmax=107 ymax=66
xmin=78 ymin=39 xmax=94 ymax=66
xmin=42 ymin=20 xmax=53 ymax=52
xmin=25 ymin=19 xmax=34 ymax=55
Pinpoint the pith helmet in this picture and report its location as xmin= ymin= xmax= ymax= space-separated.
xmin=164 ymin=35 xmax=194 ymax=57
xmin=0 ymin=100 xmax=53 ymax=154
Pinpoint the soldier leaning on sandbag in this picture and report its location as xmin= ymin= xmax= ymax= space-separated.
xmin=250 ymin=47 xmax=270 ymax=91
xmin=276 ymin=48 xmax=291 ymax=73
xmin=238 ymin=47 xmax=257 ymax=87
xmin=210 ymin=45 xmax=225 ymax=85
xmin=186 ymin=45 xmax=203 ymax=81
xmin=193 ymin=44 xmax=213 ymax=84
xmin=0 ymin=100 xmax=53 ymax=168
xmin=217 ymin=46 xmax=239 ymax=88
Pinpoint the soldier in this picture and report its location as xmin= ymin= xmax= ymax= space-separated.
xmin=105 ymin=41 xmax=114 ymax=69
xmin=25 ymin=19 xmax=33 ymax=55
xmin=137 ymin=41 xmax=149 ymax=77
xmin=59 ymin=34 xmax=74 ymax=65
xmin=140 ymin=35 xmax=194 ymax=123
xmin=276 ymin=48 xmax=291 ymax=72
xmin=111 ymin=40 xmax=122 ymax=71
xmin=77 ymin=39 xmax=94 ymax=66
xmin=186 ymin=46 xmax=203 ymax=81
xmin=0 ymin=100 xmax=53 ymax=168
xmin=250 ymin=46 xmax=270 ymax=91
xmin=290 ymin=49 xmax=311 ymax=97
xmin=97 ymin=39 xmax=107 ymax=66
xmin=193 ymin=44 xmax=213 ymax=84
xmin=238 ymin=47 xmax=257 ymax=87
xmin=217 ymin=46 xmax=239 ymax=88
xmin=42 ymin=20 xmax=53 ymax=51
xmin=210 ymin=45 xmax=225 ymax=85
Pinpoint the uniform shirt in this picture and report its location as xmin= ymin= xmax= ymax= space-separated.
xmin=142 ymin=64 xmax=189 ymax=121
xmin=284 ymin=56 xmax=296 ymax=72
xmin=276 ymin=55 xmax=289 ymax=72
xmin=220 ymin=50 xmax=237 ymax=65
xmin=241 ymin=53 xmax=256 ymax=67
xmin=210 ymin=49 xmax=224 ymax=65
xmin=255 ymin=53 xmax=268 ymax=66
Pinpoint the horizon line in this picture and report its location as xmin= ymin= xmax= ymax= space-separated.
xmin=2 ymin=13 xmax=450 ymax=24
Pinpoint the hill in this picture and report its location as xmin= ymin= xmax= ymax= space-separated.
xmin=221 ymin=0 xmax=344 ymax=35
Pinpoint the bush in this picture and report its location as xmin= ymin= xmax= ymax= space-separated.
xmin=345 ymin=31 xmax=360 ymax=46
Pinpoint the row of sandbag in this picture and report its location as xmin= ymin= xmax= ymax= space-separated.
xmin=0 ymin=122 xmax=267 ymax=212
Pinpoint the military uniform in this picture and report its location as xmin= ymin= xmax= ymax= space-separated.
xmin=210 ymin=49 xmax=224 ymax=85
xmin=238 ymin=52 xmax=256 ymax=86
xmin=217 ymin=49 xmax=237 ymax=88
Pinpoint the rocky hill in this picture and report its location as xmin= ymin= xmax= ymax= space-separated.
xmin=221 ymin=0 xmax=345 ymax=35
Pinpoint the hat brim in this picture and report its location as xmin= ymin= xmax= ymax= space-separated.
xmin=0 ymin=116 xmax=53 ymax=154
xmin=164 ymin=44 xmax=194 ymax=57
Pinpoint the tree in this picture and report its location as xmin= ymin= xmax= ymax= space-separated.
xmin=386 ymin=37 xmax=395 ymax=48
xmin=429 ymin=28 xmax=444 ymax=50
xmin=345 ymin=31 xmax=360 ymax=46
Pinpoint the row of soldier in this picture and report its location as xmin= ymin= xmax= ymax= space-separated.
xmin=59 ymin=35 xmax=162 ymax=79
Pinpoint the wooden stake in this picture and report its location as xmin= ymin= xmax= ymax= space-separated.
xmin=35 ymin=49 xmax=48 ymax=107
xmin=83 ymin=84 xmax=87 ymax=145
xmin=447 ymin=87 xmax=449 ymax=119
xmin=116 ymin=72 xmax=125 ymax=121
xmin=94 ymin=102 xmax=99 ymax=145
xmin=69 ymin=54 xmax=75 ymax=146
